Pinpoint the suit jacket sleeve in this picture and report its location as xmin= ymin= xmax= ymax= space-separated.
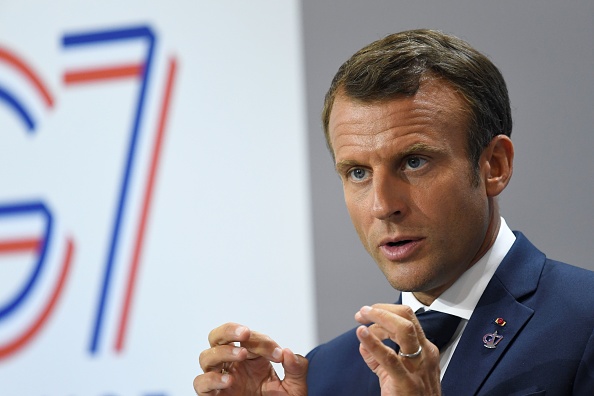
xmin=306 ymin=327 xmax=381 ymax=396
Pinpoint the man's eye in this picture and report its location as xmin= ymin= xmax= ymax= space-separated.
xmin=404 ymin=157 xmax=427 ymax=170
xmin=348 ymin=168 xmax=368 ymax=181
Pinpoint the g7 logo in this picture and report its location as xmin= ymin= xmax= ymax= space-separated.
xmin=0 ymin=24 xmax=177 ymax=359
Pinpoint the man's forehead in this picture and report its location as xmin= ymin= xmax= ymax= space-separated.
xmin=330 ymin=79 xmax=468 ymax=124
xmin=330 ymin=83 xmax=468 ymax=135
xmin=328 ymin=80 xmax=472 ymax=163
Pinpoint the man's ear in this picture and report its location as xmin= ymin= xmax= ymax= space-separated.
xmin=481 ymin=135 xmax=514 ymax=197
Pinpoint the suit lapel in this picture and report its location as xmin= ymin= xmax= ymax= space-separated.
xmin=441 ymin=276 xmax=534 ymax=394
xmin=441 ymin=233 xmax=545 ymax=395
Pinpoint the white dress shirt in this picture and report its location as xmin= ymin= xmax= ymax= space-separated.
xmin=401 ymin=217 xmax=516 ymax=380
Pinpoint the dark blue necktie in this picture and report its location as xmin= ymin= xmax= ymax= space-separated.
xmin=415 ymin=309 xmax=462 ymax=351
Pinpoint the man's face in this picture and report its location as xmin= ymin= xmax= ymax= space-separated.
xmin=328 ymin=79 xmax=498 ymax=304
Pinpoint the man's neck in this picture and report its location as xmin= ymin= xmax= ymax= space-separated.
xmin=413 ymin=208 xmax=501 ymax=306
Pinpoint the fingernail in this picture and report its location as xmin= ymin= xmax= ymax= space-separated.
xmin=221 ymin=373 xmax=230 ymax=384
xmin=272 ymin=347 xmax=282 ymax=360
xmin=361 ymin=305 xmax=372 ymax=314
xmin=360 ymin=326 xmax=369 ymax=337
xmin=234 ymin=326 xmax=247 ymax=337
xmin=232 ymin=347 xmax=241 ymax=356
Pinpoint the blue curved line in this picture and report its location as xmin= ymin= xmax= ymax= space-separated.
xmin=63 ymin=25 xmax=156 ymax=354
xmin=0 ymin=201 xmax=52 ymax=320
xmin=0 ymin=85 xmax=35 ymax=132
xmin=63 ymin=26 xmax=153 ymax=47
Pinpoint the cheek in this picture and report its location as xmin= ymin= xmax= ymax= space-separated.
xmin=438 ymin=188 xmax=490 ymax=244
xmin=346 ymin=202 xmax=366 ymax=233
xmin=344 ymin=188 xmax=367 ymax=221
xmin=414 ymin=177 xmax=487 ymax=230
xmin=344 ymin=196 xmax=374 ymax=244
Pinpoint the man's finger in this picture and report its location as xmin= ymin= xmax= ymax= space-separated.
xmin=193 ymin=371 xmax=232 ymax=395
xmin=208 ymin=322 xmax=250 ymax=347
xmin=356 ymin=325 xmax=407 ymax=375
xmin=279 ymin=348 xmax=308 ymax=394
xmin=199 ymin=344 xmax=248 ymax=372
xmin=240 ymin=332 xmax=284 ymax=363
xmin=357 ymin=305 xmax=422 ymax=355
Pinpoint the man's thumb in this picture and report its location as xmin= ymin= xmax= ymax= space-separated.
xmin=281 ymin=348 xmax=308 ymax=395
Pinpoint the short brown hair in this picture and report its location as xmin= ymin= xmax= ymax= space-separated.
xmin=322 ymin=29 xmax=512 ymax=171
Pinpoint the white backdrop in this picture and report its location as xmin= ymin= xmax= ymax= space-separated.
xmin=0 ymin=1 xmax=315 ymax=395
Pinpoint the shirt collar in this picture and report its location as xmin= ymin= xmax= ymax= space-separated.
xmin=402 ymin=217 xmax=515 ymax=320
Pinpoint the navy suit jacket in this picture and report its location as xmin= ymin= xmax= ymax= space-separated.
xmin=306 ymin=233 xmax=594 ymax=395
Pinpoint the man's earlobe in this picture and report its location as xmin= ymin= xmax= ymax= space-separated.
xmin=484 ymin=135 xmax=514 ymax=197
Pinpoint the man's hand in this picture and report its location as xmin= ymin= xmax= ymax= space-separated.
xmin=193 ymin=322 xmax=308 ymax=395
xmin=355 ymin=304 xmax=441 ymax=396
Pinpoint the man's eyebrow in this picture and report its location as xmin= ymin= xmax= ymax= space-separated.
xmin=400 ymin=142 xmax=446 ymax=156
xmin=334 ymin=160 xmax=360 ymax=173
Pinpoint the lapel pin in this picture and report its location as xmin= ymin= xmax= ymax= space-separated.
xmin=494 ymin=317 xmax=506 ymax=327
xmin=483 ymin=331 xmax=504 ymax=349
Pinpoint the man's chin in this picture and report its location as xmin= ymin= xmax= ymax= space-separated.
xmin=378 ymin=264 xmax=429 ymax=292
xmin=382 ymin=272 xmax=439 ymax=295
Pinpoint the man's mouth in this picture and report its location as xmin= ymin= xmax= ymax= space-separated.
xmin=379 ymin=238 xmax=423 ymax=261
xmin=386 ymin=240 xmax=413 ymax=247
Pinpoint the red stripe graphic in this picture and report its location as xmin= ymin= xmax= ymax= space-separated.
xmin=0 ymin=238 xmax=42 ymax=254
xmin=63 ymin=64 xmax=143 ymax=84
xmin=0 ymin=238 xmax=75 ymax=359
xmin=0 ymin=47 xmax=54 ymax=108
xmin=115 ymin=57 xmax=178 ymax=352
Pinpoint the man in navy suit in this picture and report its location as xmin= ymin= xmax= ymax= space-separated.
xmin=193 ymin=29 xmax=594 ymax=395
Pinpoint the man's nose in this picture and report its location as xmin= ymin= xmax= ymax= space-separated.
xmin=371 ymin=171 xmax=407 ymax=220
